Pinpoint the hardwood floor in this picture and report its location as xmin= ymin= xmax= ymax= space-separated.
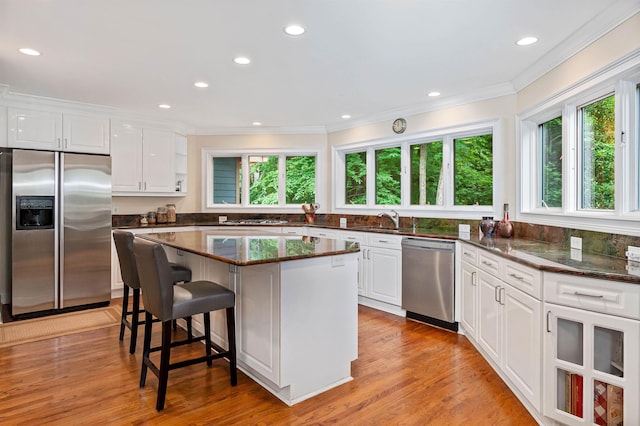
xmin=0 ymin=301 xmax=536 ymax=425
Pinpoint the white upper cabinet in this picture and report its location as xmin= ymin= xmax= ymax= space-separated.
xmin=111 ymin=122 xmax=178 ymax=195
xmin=62 ymin=113 xmax=110 ymax=154
xmin=8 ymin=108 xmax=109 ymax=154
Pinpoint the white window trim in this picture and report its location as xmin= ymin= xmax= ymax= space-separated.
xmin=332 ymin=119 xmax=503 ymax=219
xmin=202 ymin=147 xmax=323 ymax=213
xmin=517 ymin=52 xmax=640 ymax=236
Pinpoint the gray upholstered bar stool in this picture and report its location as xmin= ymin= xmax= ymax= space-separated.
xmin=133 ymin=238 xmax=237 ymax=411
xmin=113 ymin=230 xmax=193 ymax=354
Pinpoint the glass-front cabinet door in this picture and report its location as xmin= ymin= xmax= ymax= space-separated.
xmin=544 ymin=302 xmax=639 ymax=425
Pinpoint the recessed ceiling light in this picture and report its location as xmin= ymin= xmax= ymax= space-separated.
xmin=516 ymin=37 xmax=538 ymax=46
xmin=194 ymin=81 xmax=209 ymax=88
xmin=19 ymin=48 xmax=41 ymax=56
xmin=252 ymin=122 xmax=262 ymax=126
xmin=427 ymin=92 xmax=441 ymax=97
xmin=234 ymin=57 xmax=251 ymax=65
xmin=158 ymin=104 xmax=171 ymax=109
xmin=284 ymin=25 xmax=305 ymax=36
xmin=341 ymin=114 xmax=351 ymax=119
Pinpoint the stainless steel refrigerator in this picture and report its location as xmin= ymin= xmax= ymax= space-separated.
xmin=3 ymin=149 xmax=112 ymax=317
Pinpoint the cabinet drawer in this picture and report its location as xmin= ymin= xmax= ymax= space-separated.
xmin=503 ymin=260 xmax=542 ymax=299
xmin=367 ymin=234 xmax=402 ymax=249
xmin=307 ymin=228 xmax=337 ymax=239
xmin=477 ymin=250 xmax=502 ymax=277
xmin=544 ymin=272 xmax=640 ymax=320
xmin=338 ymin=231 xmax=367 ymax=244
xmin=460 ymin=243 xmax=478 ymax=265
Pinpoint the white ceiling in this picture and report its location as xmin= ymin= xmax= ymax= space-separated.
xmin=1 ymin=0 xmax=638 ymax=133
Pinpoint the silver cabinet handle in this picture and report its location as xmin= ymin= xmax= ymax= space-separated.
xmin=464 ymin=251 xmax=474 ymax=258
xmin=499 ymin=287 xmax=505 ymax=305
xmin=138 ymin=181 xmax=142 ymax=190
xmin=509 ymin=273 xmax=524 ymax=280
xmin=57 ymin=137 xmax=62 ymax=149
xmin=546 ymin=311 xmax=552 ymax=333
xmin=64 ymin=138 xmax=68 ymax=149
xmin=378 ymin=239 xmax=389 ymax=243
xmin=482 ymin=261 xmax=493 ymax=267
xmin=573 ymin=291 xmax=604 ymax=298
xmin=494 ymin=285 xmax=500 ymax=302
xmin=471 ymin=271 xmax=476 ymax=286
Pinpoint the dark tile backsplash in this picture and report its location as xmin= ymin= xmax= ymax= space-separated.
xmin=112 ymin=213 xmax=640 ymax=260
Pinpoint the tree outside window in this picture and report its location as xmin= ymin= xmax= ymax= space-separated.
xmin=249 ymin=155 xmax=279 ymax=205
xmin=454 ymin=134 xmax=493 ymax=206
xmin=286 ymin=155 xmax=316 ymax=204
xmin=540 ymin=117 xmax=563 ymax=208
xmin=375 ymin=147 xmax=401 ymax=205
xmin=410 ymin=141 xmax=443 ymax=206
xmin=345 ymin=151 xmax=367 ymax=204
xmin=580 ymin=94 xmax=615 ymax=210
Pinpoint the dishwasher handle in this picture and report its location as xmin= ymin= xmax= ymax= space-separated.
xmin=401 ymin=238 xmax=455 ymax=253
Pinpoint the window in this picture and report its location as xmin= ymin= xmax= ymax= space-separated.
xmin=375 ymin=147 xmax=401 ymax=205
xmin=212 ymin=157 xmax=241 ymax=204
xmin=286 ymin=155 xmax=316 ymax=204
xmin=579 ymin=94 xmax=615 ymax=210
xmin=454 ymin=134 xmax=493 ymax=206
xmin=410 ymin=141 xmax=443 ymax=206
xmin=345 ymin=151 xmax=367 ymax=205
xmin=204 ymin=149 xmax=320 ymax=209
xmin=539 ymin=117 xmax=563 ymax=208
xmin=249 ymin=155 xmax=279 ymax=205
xmin=335 ymin=120 xmax=500 ymax=216
xmin=518 ymin=63 xmax=640 ymax=235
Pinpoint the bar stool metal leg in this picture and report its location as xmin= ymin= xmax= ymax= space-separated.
xmin=227 ymin=307 xmax=237 ymax=386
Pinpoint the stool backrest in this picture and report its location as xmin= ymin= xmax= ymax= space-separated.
xmin=113 ymin=231 xmax=141 ymax=290
xmin=133 ymin=238 xmax=175 ymax=321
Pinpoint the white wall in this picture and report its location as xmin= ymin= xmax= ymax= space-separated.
xmin=517 ymin=12 xmax=640 ymax=113
xmin=113 ymin=12 xmax=640 ymax=219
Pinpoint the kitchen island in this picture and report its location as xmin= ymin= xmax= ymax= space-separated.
xmin=138 ymin=229 xmax=360 ymax=405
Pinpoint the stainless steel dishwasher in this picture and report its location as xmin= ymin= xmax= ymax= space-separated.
xmin=401 ymin=237 xmax=457 ymax=331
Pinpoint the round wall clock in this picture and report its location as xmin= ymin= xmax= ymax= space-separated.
xmin=392 ymin=118 xmax=407 ymax=134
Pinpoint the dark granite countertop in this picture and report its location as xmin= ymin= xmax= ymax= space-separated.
xmin=137 ymin=229 xmax=360 ymax=266
xmin=118 ymin=222 xmax=640 ymax=284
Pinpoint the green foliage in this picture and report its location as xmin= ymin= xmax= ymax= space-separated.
xmin=410 ymin=142 xmax=443 ymax=205
xmin=541 ymin=117 xmax=563 ymax=207
xmin=345 ymin=152 xmax=367 ymax=204
xmin=286 ymin=156 xmax=316 ymax=204
xmin=375 ymin=147 xmax=401 ymax=204
xmin=454 ymin=134 xmax=493 ymax=205
xmin=581 ymin=95 xmax=615 ymax=210
xmin=249 ymin=156 xmax=279 ymax=204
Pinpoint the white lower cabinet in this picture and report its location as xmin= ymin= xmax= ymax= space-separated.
xmin=460 ymin=260 xmax=479 ymax=339
xmin=543 ymin=273 xmax=640 ymax=425
xmin=366 ymin=244 xmax=402 ymax=305
xmin=462 ymin=242 xmax=542 ymax=414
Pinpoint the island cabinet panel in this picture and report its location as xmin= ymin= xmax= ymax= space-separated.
xmin=236 ymin=263 xmax=281 ymax=385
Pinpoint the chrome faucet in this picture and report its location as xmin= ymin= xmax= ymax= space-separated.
xmin=377 ymin=209 xmax=400 ymax=229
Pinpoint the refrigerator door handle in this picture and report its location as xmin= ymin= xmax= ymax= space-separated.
xmin=56 ymin=153 xmax=62 ymax=309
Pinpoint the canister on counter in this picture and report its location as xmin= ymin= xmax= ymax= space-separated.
xmin=157 ymin=207 xmax=168 ymax=224
xmin=147 ymin=212 xmax=157 ymax=225
xmin=166 ymin=204 xmax=176 ymax=223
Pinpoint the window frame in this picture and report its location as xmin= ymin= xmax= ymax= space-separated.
xmin=202 ymin=147 xmax=323 ymax=212
xmin=332 ymin=119 xmax=502 ymax=218
xmin=517 ymin=62 xmax=640 ymax=235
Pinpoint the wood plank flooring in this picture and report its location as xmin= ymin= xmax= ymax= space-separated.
xmin=0 ymin=301 xmax=536 ymax=425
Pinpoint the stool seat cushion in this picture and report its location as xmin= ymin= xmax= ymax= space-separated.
xmin=172 ymin=281 xmax=235 ymax=320
xmin=169 ymin=263 xmax=192 ymax=283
